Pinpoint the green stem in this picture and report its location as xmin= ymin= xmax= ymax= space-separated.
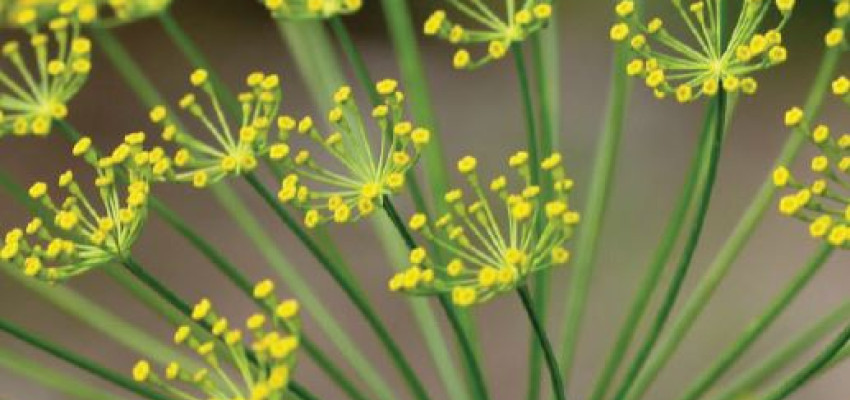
xmin=707 ymin=291 xmax=850 ymax=400
xmin=245 ymin=174 xmax=431 ymax=400
xmin=518 ymin=285 xmax=565 ymax=400
xmin=760 ymin=321 xmax=850 ymax=400
xmin=511 ymin=43 xmax=541 ymax=186
xmin=619 ymin=89 xmax=728 ymax=400
xmin=328 ymin=16 xmax=379 ymax=105
xmin=156 ymin=10 xmax=240 ymax=116
xmin=0 ymin=318 xmax=174 ymax=400
xmin=0 ymin=347 xmax=116 ymax=400
xmin=383 ymin=198 xmax=491 ymax=400
xmin=677 ymin=244 xmax=834 ymax=400
xmin=622 ymin=16 xmax=848 ymax=400
xmin=562 ymin=39 xmax=634 ymax=399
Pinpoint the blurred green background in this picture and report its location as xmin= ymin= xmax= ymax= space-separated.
xmin=1 ymin=0 xmax=849 ymax=399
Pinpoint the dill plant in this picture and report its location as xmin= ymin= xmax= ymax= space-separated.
xmin=0 ymin=1 xmax=848 ymax=400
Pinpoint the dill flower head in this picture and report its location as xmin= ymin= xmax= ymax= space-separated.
xmin=0 ymin=0 xmax=169 ymax=26
xmin=0 ymin=6 xmax=92 ymax=137
xmin=773 ymin=76 xmax=850 ymax=249
xmin=0 ymin=134 xmax=165 ymax=282
xmin=106 ymin=0 xmax=172 ymax=22
xmin=272 ymin=80 xmax=428 ymax=227
xmin=262 ymin=0 xmax=362 ymax=20
xmin=133 ymin=280 xmax=301 ymax=400
xmin=151 ymin=70 xmax=283 ymax=189
xmin=611 ymin=0 xmax=795 ymax=103
xmin=423 ymin=0 xmax=553 ymax=70
xmin=388 ymin=150 xmax=579 ymax=306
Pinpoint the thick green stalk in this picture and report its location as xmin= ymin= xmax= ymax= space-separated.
xmin=760 ymin=321 xmax=850 ymax=400
xmin=623 ymin=19 xmax=848 ymax=400
xmin=156 ymin=11 xmax=241 ymax=116
xmin=380 ymin=0 xmax=450 ymax=213
xmin=278 ymin=18 xmax=467 ymax=400
xmin=518 ymin=285 xmax=565 ymax=400
xmin=87 ymin=27 xmax=383 ymax=399
xmin=561 ymin=38 xmax=634 ymax=397
xmin=0 ymin=318 xmax=173 ymax=400
xmin=383 ymin=198 xmax=491 ymax=400
xmin=707 ymin=298 xmax=850 ymax=400
xmin=619 ymin=89 xmax=728 ymax=400
xmin=0 ymin=347 xmax=116 ymax=400
xmin=677 ymin=244 xmax=834 ymax=400
xmin=245 ymin=174 xmax=431 ymax=400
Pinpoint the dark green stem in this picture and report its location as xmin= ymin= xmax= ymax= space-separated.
xmin=761 ymin=321 xmax=850 ymax=400
xmin=511 ymin=43 xmax=541 ymax=186
xmin=618 ymin=89 xmax=728 ymax=400
xmin=245 ymin=174 xmax=431 ymax=400
xmin=382 ymin=197 xmax=491 ymax=400
xmin=328 ymin=16 xmax=380 ymax=105
xmin=518 ymin=285 xmax=565 ymax=400
xmin=0 ymin=318 xmax=174 ymax=400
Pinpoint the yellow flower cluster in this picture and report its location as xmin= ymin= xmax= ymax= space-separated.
xmin=0 ymin=133 xmax=164 ymax=282
xmin=825 ymin=0 xmax=850 ymax=49
xmin=0 ymin=4 xmax=92 ymax=137
xmin=133 ymin=280 xmax=301 ymax=400
xmin=423 ymin=0 xmax=553 ymax=70
xmin=773 ymin=76 xmax=850 ymax=249
xmin=610 ymin=0 xmax=794 ymax=103
xmin=274 ymin=80 xmax=428 ymax=227
xmin=389 ymin=150 xmax=579 ymax=306
xmin=0 ymin=0 xmax=170 ymax=26
xmin=150 ymin=70 xmax=283 ymax=189
xmin=262 ymin=0 xmax=362 ymax=20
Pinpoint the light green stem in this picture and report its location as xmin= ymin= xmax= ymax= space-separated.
xmin=0 ymin=347 xmax=116 ymax=400
xmin=677 ymin=244 xmax=834 ymax=400
xmin=620 ymin=16 xmax=848 ymax=400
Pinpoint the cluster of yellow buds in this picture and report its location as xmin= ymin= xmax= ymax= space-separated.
xmin=0 ymin=4 xmax=93 ymax=137
xmin=423 ymin=0 xmax=553 ymax=70
xmin=389 ymin=150 xmax=579 ymax=306
xmin=132 ymin=280 xmax=301 ymax=400
xmin=773 ymin=77 xmax=850 ymax=249
xmin=0 ymin=134 xmax=163 ymax=282
xmin=106 ymin=0 xmax=172 ymax=22
xmin=151 ymin=70 xmax=283 ymax=189
xmin=610 ymin=0 xmax=794 ymax=103
xmin=1 ymin=0 xmax=170 ymax=26
xmin=273 ymin=80 xmax=428 ymax=227
xmin=262 ymin=0 xmax=362 ymax=20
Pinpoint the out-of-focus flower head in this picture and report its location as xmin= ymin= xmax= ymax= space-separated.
xmin=261 ymin=0 xmax=363 ymax=20
xmin=423 ymin=0 xmax=553 ymax=70
xmin=272 ymin=79 xmax=429 ymax=228
xmin=133 ymin=280 xmax=301 ymax=400
xmin=389 ymin=150 xmax=579 ymax=306
xmin=610 ymin=0 xmax=796 ymax=103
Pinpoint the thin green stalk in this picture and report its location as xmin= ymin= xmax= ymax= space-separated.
xmin=156 ymin=11 xmax=241 ymax=116
xmin=562 ymin=38 xmax=635 ymax=399
xmin=278 ymin=18 xmax=466 ymax=400
xmin=380 ymin=0 xmax=451 ymax=214
xmin=518 ymin=285 xmax=565 ymax=400
xmin=623 ymin=17 xmax=848 ymax=400
xmin=760 ymin=321 xmax=850 ymax=400
xmin=511 ymin=44 xmax=541 ymax=186
xmin=619 ymin=89 xmax=728 ymax=400
xmin=707 ymin=300 xmax=850 ymax=400
xmin=383 ymin=197 xmax=491 ymax=400
xmin=677 ymin=244 xmax=834 ymax=400
xmin=87 ymin=28 xmax=384 ymax=399
xmin=328 ymin=16 xmax=380 ymax=105
xmin=0 ymin=318 xmax=173 ymax=400
xmin=245 ymin=174 xmax=432 ymax=400
xmin=0 ymin=347 xmax=116 ymax=400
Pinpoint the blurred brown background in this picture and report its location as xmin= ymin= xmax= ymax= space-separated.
xmin=1 ymin=0 xmax=849 ymax=399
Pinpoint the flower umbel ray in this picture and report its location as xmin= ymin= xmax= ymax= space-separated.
xmin=0 ymin=4 xmax=93 ymax=136
xmin=262 ymin=0 xmax=363 ymax=20
xmin=389 ymin=150 xmax=579 ymax=306
xmin=423 ymin=0 xmax=553 ymax=70
xmin=273 ymin=79 xmax=429 ymax=227
xmin=133 ymin=279 xmax=301 ymax=400
xmin=150 ymin=70 xmax=283 ymax=189
xmin=774 ymin=76 xmax=850 ymax=249
xmin=0 ymin=133 xmax=165 ymax=282
xmin=611 ymin=0 xmax=795 ymax=102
